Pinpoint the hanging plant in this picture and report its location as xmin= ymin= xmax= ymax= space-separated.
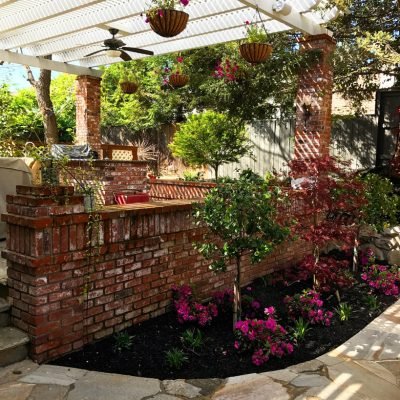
xmin=119 ymin=71 xmax=139 ymax=94
xmin=145 ymin=1 xmax=190 ymax=38
xmin=169 ymin=73 xmax=189 ymax=88
xmin=162 ymin=55 xmax=190 ymax=88
xmin=239 ymin=21 xmax=273 ymax=64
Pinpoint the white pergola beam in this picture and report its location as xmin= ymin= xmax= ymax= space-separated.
xmin=0 ymin=50 xmax=102 ymax=77
xmin=0 ymin=0 xmax=105 ymax=35
xmin=0 ymin=0 xmax=18 ymax=6
xmin=0 ymin=0 xmax=145 ymax=49
xmin=238 ymin=0 xmax=329 ymax=35
xmin=20 ymin=0 xmax=246 ymax=57
xmin=55 ymin=9 xmax=271 ymax=63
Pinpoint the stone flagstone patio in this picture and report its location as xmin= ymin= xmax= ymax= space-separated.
xmin=0 ymin=299 xmax=399 ymax=400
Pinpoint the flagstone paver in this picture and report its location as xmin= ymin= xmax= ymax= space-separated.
xmin=0 ymin=300 xmax=398 ymax=400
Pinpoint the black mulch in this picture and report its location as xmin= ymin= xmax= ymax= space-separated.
xmin=50 ymin=275 xmax=396 ymax=380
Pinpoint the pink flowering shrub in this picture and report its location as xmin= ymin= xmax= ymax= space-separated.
xmin=359 ymin=247 xmax=376 ymax=266
xmin=211 ymin=287 xmax=262 ymax=318
xmin=234 ymin=307 xmax=294 ymax=366
xmin=284 ymin=290 xmax=333 ymax=326
xmin=172 ymin=285 xmax=218 ymax=326
xmin=212 ymin=58 xmax=240 ymax=82
xmin=212 ymin=288 xmax=234 ymax=312
xmin=361 ymin=264 xmax=400 ymax=297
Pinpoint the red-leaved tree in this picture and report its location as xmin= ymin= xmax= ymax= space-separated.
xmin=287 ymin=155 xmax=367 ymax=299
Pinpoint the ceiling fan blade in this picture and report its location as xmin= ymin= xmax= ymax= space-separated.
xmin=84 ymin=49 xmax=106 ymax=57
xmin=119 ymin=50 xmax=132 ymax=61
xmin=122 ymin=46 xmax=154 ymax=56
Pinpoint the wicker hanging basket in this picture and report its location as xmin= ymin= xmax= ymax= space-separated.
xmin=120 ymin=81 xmax=138 ymax=94
xmin=147 ymin=9 xmax=189 ymax=38
xmin=169 ymin=73 xmax=189 ymax=88
xmin=239 ymin=43 xmax=273 ymax=64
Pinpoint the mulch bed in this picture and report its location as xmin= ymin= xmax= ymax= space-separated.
xmin=51 ymin=274 xmax=396 ymax=380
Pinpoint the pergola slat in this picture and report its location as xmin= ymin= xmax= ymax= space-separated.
xmin=0 ymin=0 xmax=338 ymax=74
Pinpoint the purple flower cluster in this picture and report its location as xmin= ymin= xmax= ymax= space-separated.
xmin=361 ymin=264 xmax=400 ymax=296
xmin=234 ymin=307 xmax=294 ymax=366
xmin=284 ymin=290 xmax=333 ymax=326
xmin=172 ymin=285 xmax=218 ymax=326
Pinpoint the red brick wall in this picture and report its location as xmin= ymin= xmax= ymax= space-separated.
xmin=2 ymin=185 xmax=312 ymax=363
xmin=149 ymin=180 xmax=216 ymax=200
xmin=75 ymin=76 xmax=102 ymax=155
xmin=294 ymin=34 xmax=336 ymax=161
xmin=60 ymin=160 xmax=148 ymax=206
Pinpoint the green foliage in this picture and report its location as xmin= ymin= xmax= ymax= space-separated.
xmin=164 ymin=347 xmax=188 ymax=369
xmin=361 ymin=173 xmax=399 ymax=232
xmin=169 ymin=111 xmax=252 ymax=180
xmin=182 ymin=170 xmax=204 ymax=181
xmin=244 ymin=22 xmax=268 ymax=44
xmin=335 ymin=302 xmax=352 ymax=321
xmin=326 ymin=0 xmax=400 ymax=110
xmin=364 ymin=294 xmax=380 ymax=312
xmin=50 ymin=74 xmax=76 ymax=142
xmin=181 ymin=328 xmax=204 ymax=351
xmin=291 ymin=317 xmax=311 ymax=342
xmin=194 ymin=170 xmax=290 ymax=271
xmin=0 ymin=74 xmax=75 ymax=144
xmin=113 ymin=331 xmax=134 ymax=353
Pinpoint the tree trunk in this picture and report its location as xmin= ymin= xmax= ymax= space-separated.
xmin=233 ymin=255 xmax=242 ymax=329
xmin=352 ymin=226 xmax=360 ymax=273
xmin=214 ymin=164 xmax=219 ymax=182
xmin=26 ymin=56 xmax=59 ymax=145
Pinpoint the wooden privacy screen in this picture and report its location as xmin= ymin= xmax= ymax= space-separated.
xmin=101 ymin=144 xmax=138 ymax=161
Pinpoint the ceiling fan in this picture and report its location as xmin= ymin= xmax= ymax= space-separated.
xmin=84 ymin=28 xmax=154 ymax=61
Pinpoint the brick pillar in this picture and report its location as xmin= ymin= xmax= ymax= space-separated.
xmin=75 ymin=75 xmax=102 ymax=156
xmin=1 ymin=185 xmax=88 ymax=363
xmin=294 ymin=34 xmax=336 ymax=161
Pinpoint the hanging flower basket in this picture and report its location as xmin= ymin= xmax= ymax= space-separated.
xmin=120 ymin=81 xmax=138 ymax=94
xmin=147 ymin=9 xmax=189 ymax=38
xmin=239 ymin=43 xmax=272 ymax=64
xmin=169 ymin=73 xmax=189 ymax=88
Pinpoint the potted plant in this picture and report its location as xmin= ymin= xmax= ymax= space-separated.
xmin=239 ymin=21 xmax=272 ymax=64
xmin=120 ymin=71 xmax=139 ymax=94
xmin=145 ymin=0 xmax=190 ymax=38
xmin=165 ymin=55 xmax=189 ymax=88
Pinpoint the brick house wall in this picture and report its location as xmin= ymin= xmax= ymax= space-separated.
xmin=2 ymin=185 xmax=312 ymax=363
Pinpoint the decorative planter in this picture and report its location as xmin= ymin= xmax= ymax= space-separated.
xmin=120 ymin=81 xmax=138 ymax=94
xmin=147 ymin=9 xmax=189 ymax=38
xmin=169 ymin=73 xmax=189 ymax=88
xmin=239 ymin=43 xmax=273 ymax=64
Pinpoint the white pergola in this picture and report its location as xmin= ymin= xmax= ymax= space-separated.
xmin=0 ymin=0 xmax=339 ymax=77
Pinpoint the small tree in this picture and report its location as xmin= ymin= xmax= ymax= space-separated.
xmin=194 ymin=170 xmax=290 ymax=327
xmin=169 ymin=111 xmax=252 ymax=180
xmin=288 ymin=156 xmax=367 ymax=298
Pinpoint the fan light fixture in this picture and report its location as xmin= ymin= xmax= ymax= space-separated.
xmin=106 ymin=49 xmax=121 ymax=58
xmin=272 ymin=0 xmax=292 ymax=16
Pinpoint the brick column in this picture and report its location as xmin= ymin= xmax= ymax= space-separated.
xmin=75 ymin=75 xmax=102 ymax=156
xmin=1 ymin=186 xmax=87 ymax=363
xmin=294 ymin=34 xmax=336 ymax=161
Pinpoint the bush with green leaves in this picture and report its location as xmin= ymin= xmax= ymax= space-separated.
xmin=169 ymin=111 xmax=252 ymax=180
xmin=113 ymin=331 xmax=134 ymax=353
xmin=164 ymin=348 xmax=188 ymax=370
xmin=194 ymin=169 xmax=290 ymax=327
xmin=361 ymin=173 xmax=399 ymax=232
